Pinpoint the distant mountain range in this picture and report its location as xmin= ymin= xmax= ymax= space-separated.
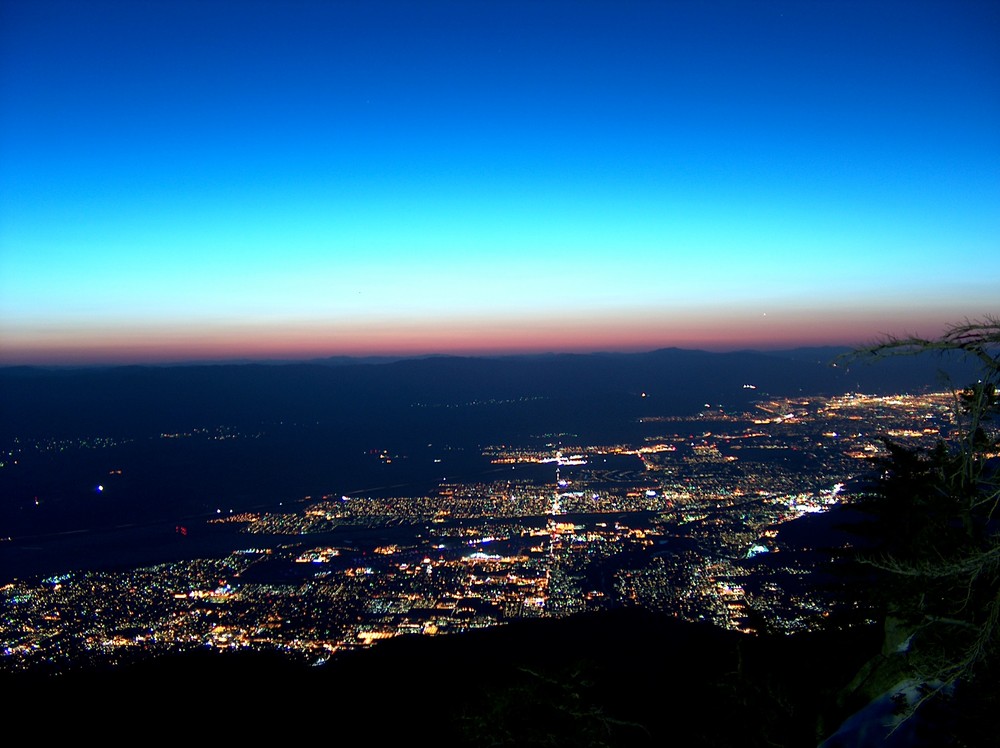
xmin=0 ymin=346 xmax=982 ymax=439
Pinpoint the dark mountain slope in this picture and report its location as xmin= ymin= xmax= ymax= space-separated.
xmin=4 ymin=607 xmax=884 ymax=747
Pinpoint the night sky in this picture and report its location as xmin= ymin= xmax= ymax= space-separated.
xmin=2 ymin=0 xmax=998 ymax=364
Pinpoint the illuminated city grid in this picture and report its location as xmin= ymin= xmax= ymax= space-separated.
xmin=0 ymin=391 xmax=965 ymax=674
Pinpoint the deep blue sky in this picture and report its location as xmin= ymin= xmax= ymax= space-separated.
xmin=1 ymin=0 xmax=998 ymax=363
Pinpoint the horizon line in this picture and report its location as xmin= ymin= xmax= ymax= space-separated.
xmin=0 ymin=342 xmax=865 ymax=370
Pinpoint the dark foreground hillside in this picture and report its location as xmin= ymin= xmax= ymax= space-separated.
xmin=7 ymin=607 xmax=992 ymax=746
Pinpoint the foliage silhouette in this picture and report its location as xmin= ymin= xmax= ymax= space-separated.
xmin=839 ymin=316 xmax=1000 ymax=724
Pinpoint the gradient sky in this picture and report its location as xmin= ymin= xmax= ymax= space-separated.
xmin=1 ymin=0 xmax=998 ymax=364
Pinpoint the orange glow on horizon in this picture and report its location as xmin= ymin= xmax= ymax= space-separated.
xmin=0 ymin=307 xmax=972 ymax=366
